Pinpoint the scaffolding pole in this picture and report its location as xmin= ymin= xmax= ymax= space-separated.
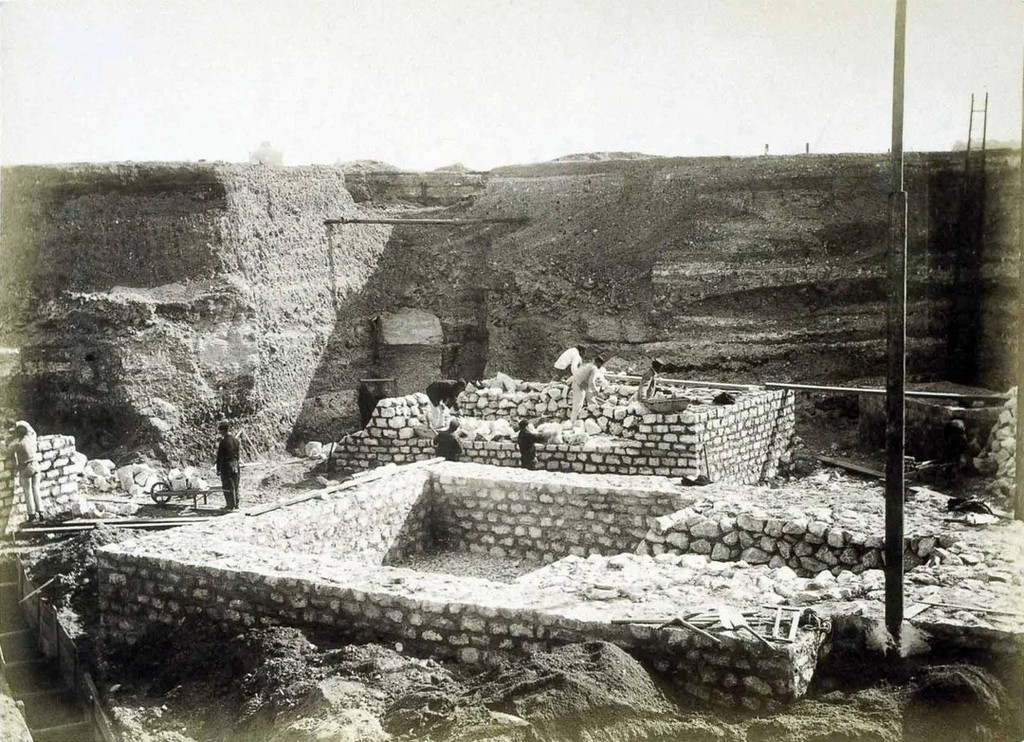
xmin=885 ymin=0 xmax=908 ymax=649
xmin=1017 ymin=41 xmax=1024 ymax=521
xmin=323 ymin=216 xmax=527 ymax=226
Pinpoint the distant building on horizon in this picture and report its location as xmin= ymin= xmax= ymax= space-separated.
xmin=249 ymin=141 xmax=284 ymax=166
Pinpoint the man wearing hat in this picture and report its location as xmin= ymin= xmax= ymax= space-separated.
xmin=216 ymin=420 xmax=241 ymax=510
xmin=7 ymin=421 xmax=43 ymax=521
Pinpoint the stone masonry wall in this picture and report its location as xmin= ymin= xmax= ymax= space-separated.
xmin=636 ymin=481 xmax=952 ymax=578
xmin=337 ymin=382 xmax=794 ymax=484
xmin=428 ymin=464 xmax=685 ymax=562
xmin=0 ymin=434 xmax=79 ymax=533
xmin=96 ymin=532 xmax=827 ymax=712
xmin=182 ymin=466 xmax=436 ymax=564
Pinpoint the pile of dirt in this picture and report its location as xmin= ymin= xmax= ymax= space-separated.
xmin=903 ymin=664 xmax=1019 ymax=742
xmin=97 ymin=620 xmax=1024 ymax=742
xmin=105 ymin=625 xmax=457 ymax=742
xmin=385 ymin=641 xmax=721 ymax=742
xmin=20 ymin=524 xmax=136 ymax=638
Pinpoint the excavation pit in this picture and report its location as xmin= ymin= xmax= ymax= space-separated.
xmin=96 ymin=462 xmax=1024 ymax=712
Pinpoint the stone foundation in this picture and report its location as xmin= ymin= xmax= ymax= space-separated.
xmin=0 ymin=434 xmax=80 ymax=533
xmin=97 ymin=462 xmax=826 ymax=710
xmin=97 ymin=538 xmax=825 ymax=712
xmin=337 ymin=381 xmax=795 ymax=484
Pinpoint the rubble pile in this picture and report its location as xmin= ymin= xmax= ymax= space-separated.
xmin=975 ymin=388 xmax=1017 ymax=497
xmin=71 ymin=458 xmax=213 ymax=517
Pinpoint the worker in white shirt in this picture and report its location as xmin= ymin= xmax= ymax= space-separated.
xmin=553 ymin=345 xmax=585 ymax=380
xmin=569 ymin=356 xmax=605 ymax=424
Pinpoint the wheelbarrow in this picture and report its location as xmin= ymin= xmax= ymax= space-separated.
xmin=150 ymin=480 xmax=227 ymax=509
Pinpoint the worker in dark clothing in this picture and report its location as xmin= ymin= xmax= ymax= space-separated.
xmin=426 ymin=379 xmax=467 ymax=413
xmin=216 ymin=420 xmax=241 ymax=509
xmin=434 ymin=420 xmax=464 ymax=462
xmin=941 ymin=418 xmax=979 ymax=476
xmin=517 ymin=419 xmax=543 ymax=470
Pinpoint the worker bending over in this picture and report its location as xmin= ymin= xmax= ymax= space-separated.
xmin=553 ymin=345 xmax=584 ymax=380
xmin=569 ymin=356 xmax=605 ymax=424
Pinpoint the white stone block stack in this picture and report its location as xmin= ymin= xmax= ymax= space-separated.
xmin=340 ymin=382 xmax=795 ymax=485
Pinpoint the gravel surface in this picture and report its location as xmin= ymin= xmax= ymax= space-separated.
xmin=388 ymin=550 xmax=543 ymax=583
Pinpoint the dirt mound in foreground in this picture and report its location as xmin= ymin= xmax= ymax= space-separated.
xmin=903 ymin=664 xmax=1018 ymax=742
xmin=385 ymin=641 xmax=714 ymax=742
xmin=21 ymin=524 xmax=137 ymax=638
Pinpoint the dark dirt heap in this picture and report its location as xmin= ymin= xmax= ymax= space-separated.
xmin=99 ymin=625 xmax=1017 ymax=742
xmin=903 ymin=664 xmax=1019 ymax=742
xmin=20 ymin=524 xmax=136 ymax=638
xmin=386 ymin=641 xmax=697 ymax=742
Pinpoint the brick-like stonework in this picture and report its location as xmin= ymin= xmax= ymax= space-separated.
xmin=337 ymin=381 xmax=794 ymax=484
xmin=95 ymin=460 xmax=1024 ymax=708
xmin=97 ymin=535 xmax=825 ymax=712
xmin=430 ymin=465 xmax=685 ymax=561
xmin=1 ymin=434 xmax=80 ymax=533
xmin=639 ymin=501 xmax=934 ymax=577
xmin=185 ymin=466 xmax=436 ymax=564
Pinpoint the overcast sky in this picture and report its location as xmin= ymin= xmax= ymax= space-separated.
xmin=2 ymin=0 xmax=1022 ymax=170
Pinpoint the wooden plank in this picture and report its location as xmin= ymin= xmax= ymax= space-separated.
xmin=325 ymin=216 xmax=526 ymax=226
xmin=814 ymin=455 xmax=884 ymax=479
xmin=764 ymin=381 xmax=1007 ymax=402
xmin=904 ymin=602 xmax=932 ymax=619
xmin=82 ymin=671 xmax=117 ymax=742
xmin=604 ymin=373 xmax=759 ymax=392
xmin=16 ymin=518 xmax=215 ymax=537
xmin=916 ymin=600 xmax=1024 ymax=618
xmin=18 ymin=577 xmax=56 ymax=604
xmin=62 ymin=516 xmax=212 ymax=526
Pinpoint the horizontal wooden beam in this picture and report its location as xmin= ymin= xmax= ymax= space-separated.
xmin=324 ymin=216 xmax=527 ymax=226
xmin=814 ymin=454 xmax=884 ymax=479
xmin=763 ymin=381 xmax=1007 ymax=402
xmin=604 ymin=373 xmax=759 ymax=391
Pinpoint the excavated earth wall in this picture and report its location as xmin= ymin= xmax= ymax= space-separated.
xmin=1 ymin=164 xmax=391 ymax=460
xmin=2 ymin=151 xmax=1018 ymax=460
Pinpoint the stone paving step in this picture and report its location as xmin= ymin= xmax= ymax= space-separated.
xmin=0 ymin=569 xmax=95 ymax=741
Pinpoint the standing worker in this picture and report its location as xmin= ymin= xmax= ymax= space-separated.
xmin=517 ymin=419 xmax=543 ymax=470
xmin=7 ymin=421 xmax=43 ymax=522
xmin=553 ymin=345 xmax=585 ymax=380
xmin=434 ymin=420 xmax=464 ymax=462
xmin=216 ymin=420 xmax=241 ymax=510
xmin=569 ymin=356 xmax=605 ymax=424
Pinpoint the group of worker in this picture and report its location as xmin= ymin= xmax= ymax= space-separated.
xmin=3 ymin=418 xmax=243 ymax=522
xmin=429 ymin=344 xmax=612 ymax=469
